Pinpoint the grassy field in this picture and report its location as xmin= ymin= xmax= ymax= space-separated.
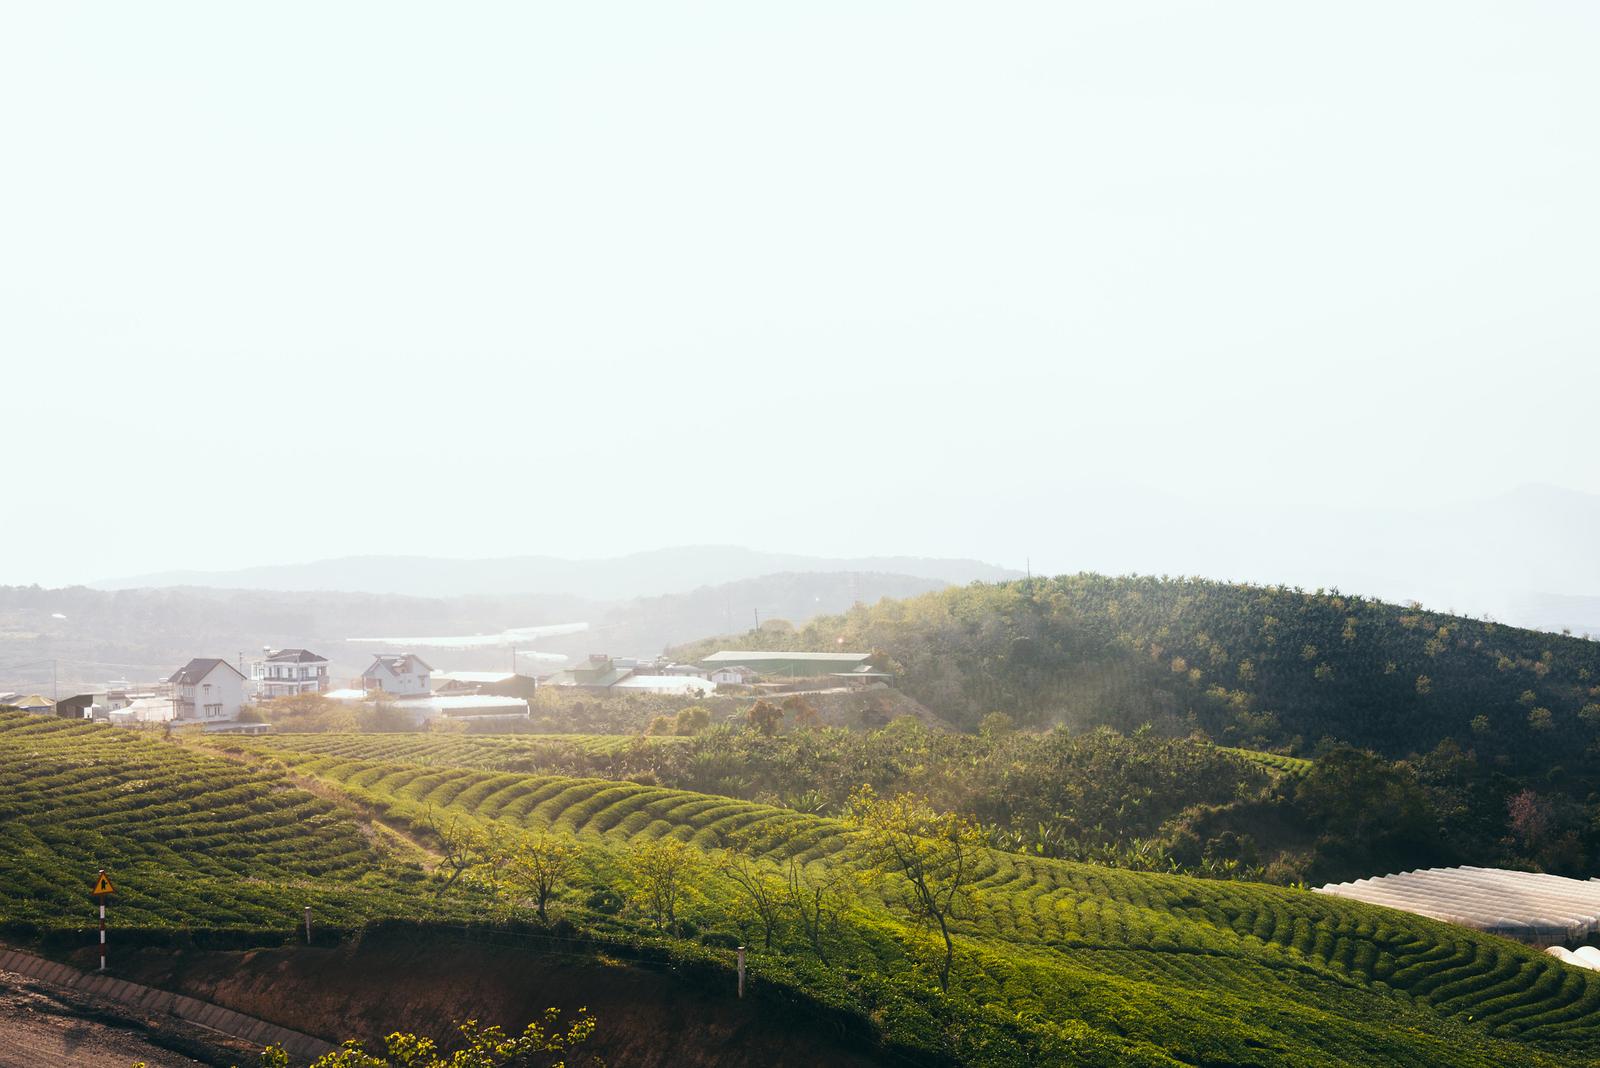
xmin=230 ymin=730 xmax=1600 ymax=1066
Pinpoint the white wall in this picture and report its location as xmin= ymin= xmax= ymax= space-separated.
xmin=366 ymin=661 xmax=430 ymax=695
xmin=179 ymin=665 xmax=244 ymax=721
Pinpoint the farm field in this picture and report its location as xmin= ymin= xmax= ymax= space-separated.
xmin=232 ymin=731 xmax=688 ymax=768
xmin=0 ymin=713 xmax=455 ymax=932
xmin=223 ymin=730 xmax=1600 ymax=1066
xmin=5 ymin=712 xmax=1600 ymax=1065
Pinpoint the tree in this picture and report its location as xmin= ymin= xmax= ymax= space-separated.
xmin=250 ymin=1010 xmax=602 ymax=1067
xmin=784 ymin=856 xmax=848 ymax=966
xmin=425 ymin=811 xmax=480 ymax=895
xmin=780 ymin=695 xmax=819 ymax=730
xmin=845 ymin=785 xmax=984 ymax=992
xmin=674 ymin=705 xmax=711 ymax=736
xmin=622 ymin=837 xmax=698 ymax=931
xmin=645 ymin=714 xmax=675 ymax=737
xmin=717 ymin=843 xmax=785 ymax=950
xmin=746 ymin=700 xmax=784 ymax=737
xmin=507 ymin=832 xmax=580 ymax=923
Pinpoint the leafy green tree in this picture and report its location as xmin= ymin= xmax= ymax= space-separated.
xmin=717 ymin=840 xmax=785 ymax=950
xmin=673 ymin=705 xmax=711 ymax=736
xmin=845 ymin=785 xmax=984 ymax=992
xmin=784 ymin=856 xmax=848 ymax=967
xmin=622 ymin=837 xmax=698 ymax=932
xmin=508 ymin=832 xmax=580 ymax=923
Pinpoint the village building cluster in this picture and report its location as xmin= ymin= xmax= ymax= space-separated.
xmin=2 ymin=647 xmax=882 ymax=733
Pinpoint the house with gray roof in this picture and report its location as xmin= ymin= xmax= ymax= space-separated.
xmin=166 ymin=658 xmax=247 ymax=722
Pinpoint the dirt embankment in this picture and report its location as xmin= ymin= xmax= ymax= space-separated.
xmin=0 ymin=968 xmax=240 ymax=1068
xmin=110 ymin=930 xmax=896 ymax=1068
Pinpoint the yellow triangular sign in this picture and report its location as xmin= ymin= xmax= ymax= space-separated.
xmin=91 ymin=872 xmax=115 ymax=896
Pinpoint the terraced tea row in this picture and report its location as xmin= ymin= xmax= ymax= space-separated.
xmin=238 ymin=732 xmax=680 ymax=768
xmin=262 ymin=743 xmax=1600 ymax=1059
xmin=0 ymin=713 xmax=443 ymax=930
xmin=1210 ymin=745 xmax=1313 ymax=778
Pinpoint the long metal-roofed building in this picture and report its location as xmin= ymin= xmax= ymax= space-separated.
xmin=1315 ymin=866 xmax=1600 ymax=947
xmin=699 ymin=650 xmax=874 ymax=678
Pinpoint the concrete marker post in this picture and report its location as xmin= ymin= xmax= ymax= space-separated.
xmin=304 ymin=905 xmax=311 ymax=944
xmin=737 ymin=945 xmax=745 ymax=998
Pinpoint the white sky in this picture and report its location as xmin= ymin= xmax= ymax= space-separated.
xmin=3 ymin=3 xmax=1598 ymax=586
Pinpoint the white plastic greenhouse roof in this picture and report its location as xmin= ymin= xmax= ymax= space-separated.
xmin=1315 ymin=866 xmax=1600 ymax=945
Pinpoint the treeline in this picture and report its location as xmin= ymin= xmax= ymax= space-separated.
xmin=672 ymin=574 xmax=1600 ymax=772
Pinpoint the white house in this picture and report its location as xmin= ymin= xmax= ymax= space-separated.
xmin=166 ymin=658 xmax=247 ymax=722
xmin=708 ymin=665 xmax=758 ymax=686
xmin=254 ymin=648 xmax=330 ymax=698
xmin=361 ymin=653 xmax=433 ymax=696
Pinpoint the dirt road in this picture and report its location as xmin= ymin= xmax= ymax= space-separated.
xmin=0 ymin=969 xmax=234 ymax=1068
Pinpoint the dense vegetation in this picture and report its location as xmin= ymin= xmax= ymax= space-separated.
xmin=237 ymin=727 xmax=1293 ymax=879
xmin=672 ymin=574 xmax=1600 ymax=758
xmin=670 ymin=575 xmax=1600 ymax=877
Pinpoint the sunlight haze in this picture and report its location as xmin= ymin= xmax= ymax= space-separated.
xmin=3 ymin=2 xmax=1597 ymax=590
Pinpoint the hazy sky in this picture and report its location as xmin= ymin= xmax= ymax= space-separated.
xmin=4 ymin=3 xmax=1598 ymax=587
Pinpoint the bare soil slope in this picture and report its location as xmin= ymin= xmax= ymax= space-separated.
xmin=113 ymin=930 xmax=895 ymax=1068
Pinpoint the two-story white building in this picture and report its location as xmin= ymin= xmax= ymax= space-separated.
xmin=254 ymin=648 xmax=330 ymax=699
xmin=361 ymin=653 xmax=433 ymax=696
xmin=166 ymin=658 xmax=247 ymax=722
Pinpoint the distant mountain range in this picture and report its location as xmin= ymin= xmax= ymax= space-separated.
xmin=94 ymin=546 xmax=1022 ymax=601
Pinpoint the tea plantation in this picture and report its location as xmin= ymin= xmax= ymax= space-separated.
xmin=5 ymin=712 xmax=1599 ymax=1065
xmin=232 ymin=730 xmax=1600 ymax=1067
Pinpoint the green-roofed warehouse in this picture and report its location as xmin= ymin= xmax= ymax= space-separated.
xmin=700 ymin=650 xmax=873 ymax=677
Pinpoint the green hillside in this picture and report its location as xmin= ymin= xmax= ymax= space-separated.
xmin=235 ymin=729 xmax=1600 ymax=1065
xmin=0 ymin=712 xmax=450 ymax=931
xmin=9 ymin=712 xmax=1600 ymax=1065
xmin=673 ymin=574 xmax=1600 ymax=764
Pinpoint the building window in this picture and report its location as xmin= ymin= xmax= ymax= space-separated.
xmin=203 ymin=683 xmax=212 ymax=695
xmin=204 ymin=703 xmax=223 ymax=718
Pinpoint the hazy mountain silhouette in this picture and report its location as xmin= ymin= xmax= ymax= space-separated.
xmin=94 ymin=546 xmax=1022 ymax=600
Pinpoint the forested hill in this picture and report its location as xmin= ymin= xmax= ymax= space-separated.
xmin=675 ymin=574 xmax=1600 ymax=764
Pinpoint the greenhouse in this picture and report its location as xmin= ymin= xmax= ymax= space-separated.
xmin=1315 ymin=866 xmax=1600 ymax=947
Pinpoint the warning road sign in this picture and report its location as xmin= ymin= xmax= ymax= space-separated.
xmin=91 ymin=872 xmax=115 ymax=896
